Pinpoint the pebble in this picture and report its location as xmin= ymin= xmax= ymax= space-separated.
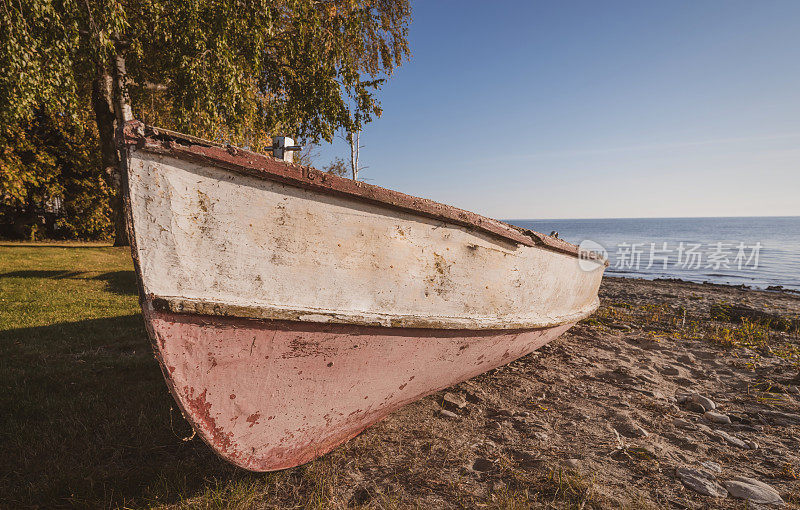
xmin=442 ymin=392 xmax=467 ymax=410
xmin=745 ymin=440 xmax=759 ymax=450
xmin=614 ymin=422 xmax=649 ymax=438
xmin=763 ymin=410 xmax=800 ymax=425
xmin=732 ymin=423 xmax=763 ymax=432
xmin=495 ymin=409 xmax=514 ymax=417
xmin=696 ymin=423 xmax=713 ymax=434
xmin=687 ymin=394 xmax=716 ymax=412
xmin=686 ymin=401 xmax=707 ymax=413
xmin=672 ymin=418 xmax=695 ymax=430
xmin=562 ymin=458 xmax=581 ymax=470
xmin=704 ymin=411 xmax=732 ymax=425
xmin=700 ymin=461 xmax=722 ymax=473
xmin=787 ymin=385 xmax=799 ymax=395
xmin=439 ymin=409 xmax=458 ymax=419
xmin=712 ymin=430 xmax=748 ymax=449
xmin=675 ymin=467 xmax=728 ymax=498
xmin=677 ymin=354 xmax=696 ymax=364
xmin=613 ymin=412 xmax=649 ymax=438
xmin=723 ymin=476 xmax=785 ymax=506
xmin=662 ymin=366 xmax=681 ymax=376
xmin=533 ymin=431 xmax=549 ymax=442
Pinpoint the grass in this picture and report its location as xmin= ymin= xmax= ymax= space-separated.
xmin=585 ymin=297 xmax=800 ymax=370
xmin=0 ymin=242 xmax=314 ymax=508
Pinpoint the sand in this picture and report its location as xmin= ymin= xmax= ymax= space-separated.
xmin=306 ymin=277 xmax=800 ymax=508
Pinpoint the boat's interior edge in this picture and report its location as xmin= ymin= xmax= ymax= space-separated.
xmin=123 ymin=120 xmax=606 ymax=264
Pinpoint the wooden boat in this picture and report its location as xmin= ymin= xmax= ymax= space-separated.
xmin=119 ymin=121 xmax=606 ymax=471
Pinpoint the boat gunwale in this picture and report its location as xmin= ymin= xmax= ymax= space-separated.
xmin=121 ymin=120 xmax=606 ymax=263
xmin=147 ymin=294 xmax=601 ymax=331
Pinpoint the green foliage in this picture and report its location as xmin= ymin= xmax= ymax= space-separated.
xmin=0 ymin=111 xmax=112 ymax=240
xmin=1 ymin=0 xmax=410 ymax=242
xmin=323 ymin=157 xmax=349 ymax=177
xmin=1 ymin=0 xmax=411 ymax=150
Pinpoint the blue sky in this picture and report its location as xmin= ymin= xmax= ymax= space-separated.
xmin=315 ymin=0 xmax=800 ymax=219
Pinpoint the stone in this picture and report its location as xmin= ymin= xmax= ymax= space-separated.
xmin=677 ymin=354 xmax=696 ymax=364
xmin=713 ymin=430 xmax=748 ymax=449
xmin=675 ymin=467 xmax=728 ymax=498
xmin=745 ymin=440 xmax=759 ymax=450
xmin=615 ymin=423 xmax=649 ymax=438
xmin=763 ymin=410 xmax=800 ymax=425
xmin=673 ymin=418 xmax=695 ymax=430
xmin=613 ymin=412 xmax=649 ymax=438
xmin=687 ymin=394 xmax=716 ymax=412
xmin=439 ymin=409 xmax=458 ymax=419
xmin=562 ymin=458 xmax=581 ymax=470
xmin=696 ymin=423 xmax=713 ymax=434
xmin=495 ymin=409 xmax=514 ymax=417
xmin=442 ymin=392 xmax=467 ymax=410
xmin=704 ymin=411 xmax=732 ymax=424
xmin=700 ymin=461 xmax=722 ymax=473
xmin=723 ymin=477 xmax=785 ymax=506
xmin=662 ymin=366 xmax=681 ymax=376
xmin=533 ymin=431 xmax=549 ymax=442
xmin=686 ymin=401 xmax=707 ymax=413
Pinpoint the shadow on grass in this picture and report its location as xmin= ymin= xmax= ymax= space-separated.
xmin=0 ymin=270 xmax=138 ymax=296
xmin=0 ymin=315 xmax=262 ymax=508
xmin=0 ymin=243 xmax=117 ymax=249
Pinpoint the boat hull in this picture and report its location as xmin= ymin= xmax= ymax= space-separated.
xmin=145 ymin=304 xmax=573 ymax=471
xmin=120 ymin=122 xmax=605 ymax=471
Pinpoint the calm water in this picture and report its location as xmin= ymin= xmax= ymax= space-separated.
xmin=508 ymin=217 xmax=800 ymax=291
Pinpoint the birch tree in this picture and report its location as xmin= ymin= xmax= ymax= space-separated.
xmin=1 ymin=0 xmax=411 ymax=244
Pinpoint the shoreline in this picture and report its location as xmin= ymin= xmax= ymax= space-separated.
xmin=606 ymin=274 xmax=800 ymax=295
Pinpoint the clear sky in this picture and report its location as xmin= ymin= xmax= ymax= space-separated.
xmin=315 ymin=0 xmax=800 ymax=219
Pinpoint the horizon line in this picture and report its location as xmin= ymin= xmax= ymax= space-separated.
xmin=503 ymin=214 xmax=800 ymax=222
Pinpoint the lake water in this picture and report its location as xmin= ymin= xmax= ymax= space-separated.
xmin=508 ymin=217 xmax=800 ymax=291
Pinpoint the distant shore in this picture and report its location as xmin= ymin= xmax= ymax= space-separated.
xmin=609 ymin=274 xmax=800 ymax=294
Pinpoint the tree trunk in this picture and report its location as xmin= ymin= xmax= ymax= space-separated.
xmin=91 ymin=54 xmax=132 ymax=247
xmin=92 ymin=67 xmax=128 ymax=246
xmin=349 ymin=130 xmax=360 ymax=181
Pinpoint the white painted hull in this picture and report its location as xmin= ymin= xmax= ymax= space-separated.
xmin=126 ymin=152 xmax=603 ymax=330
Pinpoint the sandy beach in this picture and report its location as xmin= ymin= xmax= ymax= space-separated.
xmin=272 ymin=276 xmax=800 ymax=509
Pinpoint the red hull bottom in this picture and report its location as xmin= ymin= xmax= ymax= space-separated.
xmin=145 ymin=307 xmax=573 ymax=471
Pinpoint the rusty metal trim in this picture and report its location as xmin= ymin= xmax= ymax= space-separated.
xmin=120 ymin=121 xmax=602 ymax=260
xmin=148 ymin=294 xmax=600 ymax=330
